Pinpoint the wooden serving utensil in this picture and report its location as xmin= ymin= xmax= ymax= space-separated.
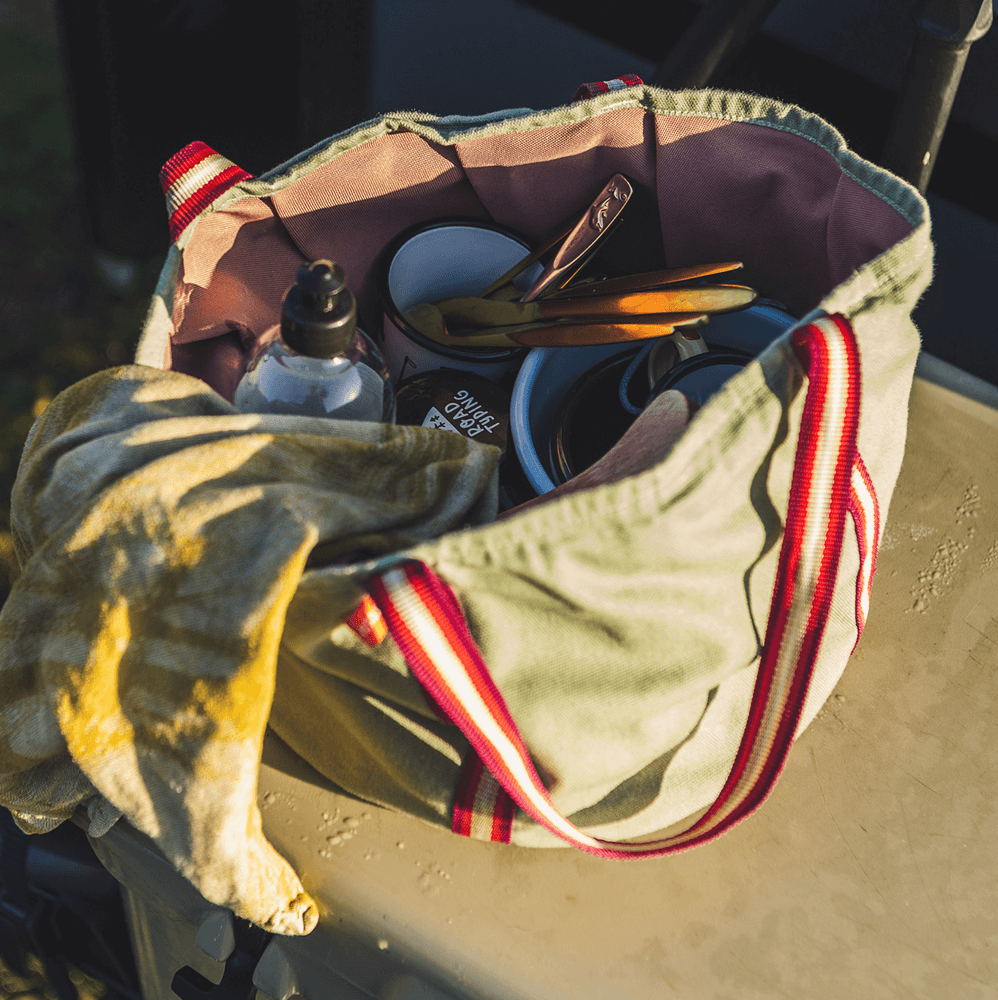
xmin=404 ymin=302 xmax=709 ymax=349
xmin=543 ymin=261 xmax=745 ymax=298
xmin=433 ymin=284 xmax=758 ymax=330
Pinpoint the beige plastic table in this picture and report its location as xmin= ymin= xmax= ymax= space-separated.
xmin=90 ymin=369 xmax=998 ymax=1000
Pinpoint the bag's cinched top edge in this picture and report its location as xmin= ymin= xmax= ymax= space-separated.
xmin=242 ymin=87 xmax=925 ymax=230
xmin=159 ymin=85 xmax=926 ymax=253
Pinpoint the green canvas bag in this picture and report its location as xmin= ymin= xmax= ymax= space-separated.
xmin=1 ymin=79 xmax=930 ymax=935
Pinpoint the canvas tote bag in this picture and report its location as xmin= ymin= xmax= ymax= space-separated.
xmin=142 ymin=80 xmax=930 ymax=855
xmin=0 ymin=78 xmax=930 ymax=936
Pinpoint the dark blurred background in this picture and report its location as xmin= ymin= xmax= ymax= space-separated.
xmin=0 ymin=0 xmax=995 ymax=598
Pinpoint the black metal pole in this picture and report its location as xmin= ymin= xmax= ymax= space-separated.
xmin=652 ymin=0 xmax=785 ymax=89
xmin=882 ymin=0 xmax=993 ymax=193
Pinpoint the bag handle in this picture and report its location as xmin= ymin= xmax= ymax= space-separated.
xmin=361 ymin=314 xmax=863 ymax=854
xmin=572 ymin=74 xmax=645 ymax=101
xmin=160 ymin=142 xmax=253 ymax=243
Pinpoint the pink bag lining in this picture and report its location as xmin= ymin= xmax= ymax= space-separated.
xmin=167 ymin=107 xmax=914 ymax=400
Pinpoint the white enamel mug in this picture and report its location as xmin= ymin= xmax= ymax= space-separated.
xmin=379 ymin=219 xmax=544 ymax=386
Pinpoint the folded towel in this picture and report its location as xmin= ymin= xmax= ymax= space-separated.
xmin=0 ymin=364 xmax=499 ymax=935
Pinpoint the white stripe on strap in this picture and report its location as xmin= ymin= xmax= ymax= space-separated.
xmin=158 ymin=141 xmax=252 ymax=242
xmin=163 ymin=152 xmax=240 ymax=219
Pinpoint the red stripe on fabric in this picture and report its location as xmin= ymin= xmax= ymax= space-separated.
xmin=573 ymin=74 xmax=644 ymax=101
xmin=759 ymin=319 xmax=858 ymax=793
xmin=751 ymin=332 xmax=831 ymax=672
xmin=704 ymin=335 xmax=830 ymax=806
xmin=854 ymin=454 xmax=876 ymax=515
xmin=573 ymin=80 xmax=609 ymax=100
xmin=376 ymin=564 xmax=723 ymax=856
xmin=797 ymin=317 xmax=860 ymax=661
xmin=167 ymin=163 xmax=252 ymax=241
xmin=367 ymin=577 xmax=470 ymax=716
xmin=847 ymin=454 xmax=879 ymax=651
xmin=452 ymin=754 xmax=484 ymax=836
xmin=159 ymin=140 xmax=215 ymax=190
xmin=847 ymin=481 xmax=869 ymax=648
xmin=378 ymin=562 xmax=740 ymax=854
xmin=374 ymin=567 xmax=568 ymax=823
xmin=863 ymin=457 xmax=880 ymax=603
xmin=368 ymin=574 xmax=518 ymax=843
xmin=170 ymin=162 xmax=250 ymax=221
xmin=381 ymin=592 xmax=481 ymax=739
xmin=402 ymin=579 xmax=555 ymax=813
xmin=687 ymin=315 xmax=860 ymax=834
xmin=366 ymin=572 xmax=493 ymax=745
xmin=857 ymin=454 xmax=879 ymax=577
xmin=420 ymin=683 xmax=453 ymax=725
xmin=794 ymin=328 xmax=853 ymax=643
xmin=753 ymin=319 xmax=857 ymax=797
xmin=405 ymin=566 xmax=506 ymax=715
xmin=402 ymin=565 xmax=523 ymax=750
xmin=490 ymin=782 xmax=516 ymax=843
xmin=345 ymin=594 xmax=387 ymax=647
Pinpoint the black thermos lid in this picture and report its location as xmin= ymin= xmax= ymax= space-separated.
xmin=281 ymin=260 xmax=357 ymax=358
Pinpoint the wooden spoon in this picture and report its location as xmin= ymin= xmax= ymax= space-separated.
xmin=405 ymin=302 xmax=709 ymax=349
xmin=433 ymin=285 xmax=757 ymax=330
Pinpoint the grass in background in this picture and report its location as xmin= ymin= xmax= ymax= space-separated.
xmin=0 ymin=19 xmax=160 ymax=608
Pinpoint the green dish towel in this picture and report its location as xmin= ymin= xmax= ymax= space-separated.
xmin=0 ymin=364 xmax=499 ymax=935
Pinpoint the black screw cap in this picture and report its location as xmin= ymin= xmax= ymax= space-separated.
xmin=281 ymin=259 xmax=357 ymax=358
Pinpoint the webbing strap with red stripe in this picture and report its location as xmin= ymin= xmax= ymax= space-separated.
xmin=848 ymin=456 xmax=879 ymax=648
xmin=573 ymin=75 xmax=645 ymax=101
xmin=362 ymin=314 xmax=865 ymax=853
xmin=159 ymin=141 xmax=253 ymax=242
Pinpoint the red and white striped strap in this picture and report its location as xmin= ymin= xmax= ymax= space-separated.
xmin=848 ymin=456 xmax=879 ymax=647
xmin=362 ymin=313 xmax=863 ymax=853
xmin=159 ymin=141 xmax=253 ymax=242
xmin=345 ymin=594 xmax=389 ymax=647
xmin=573 ymin=74 xmax=644 ymax=101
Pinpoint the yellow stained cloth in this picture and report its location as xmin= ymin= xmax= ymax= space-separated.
xmin=0 ymin=365 xmax=499 ymax=935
